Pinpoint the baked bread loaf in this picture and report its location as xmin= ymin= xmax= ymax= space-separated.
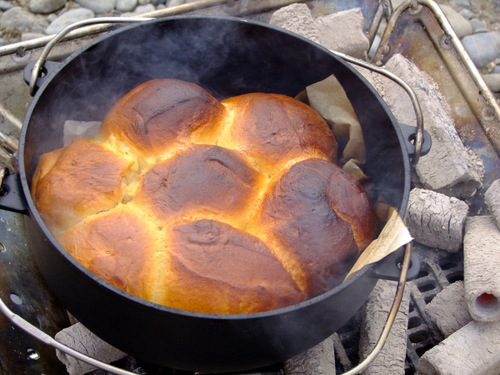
xmin=31 ymin=78 xmax=376 ymax=314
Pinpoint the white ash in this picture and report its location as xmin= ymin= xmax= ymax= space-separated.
xmin=463 ymin=215 xmax=500 ymax=322
xmin=360 ymin=54 xmax=484 ymax=199
xmin=55 ymin=322 xmax=126 ymax=375
xmin=418 ymin=320 xmax=500 ymax=375
xmin=425 ymin=281 xmax=472 ymax=338
xmin=359 ymin=279 xmax=410 ymax=375
xmin=405 ymin=188 xmax=469 ymax=253
xmin=485 ymin=179 xmax=500 ymax=229
xmin=269 ymin=4 xmax=322 ymax=45
xmin=284 ymin=334 xmax=336 ymax=375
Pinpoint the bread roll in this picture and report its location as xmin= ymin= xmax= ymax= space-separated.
xmin=31 ymin=78 xmax=376 ymax=314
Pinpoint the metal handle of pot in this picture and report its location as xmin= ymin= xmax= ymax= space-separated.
xmin=341 ymin=241 xmax=413 ymax=375
xmin=29 ymin=16 xmax=154 ymax=95
xmin=330 ymin=50 xmax=425 ymax=164
xmin=0 ymin=297 xmax=137 ymax=375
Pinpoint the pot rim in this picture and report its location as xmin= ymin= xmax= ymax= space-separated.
xmin=18 ymin=15 xmax=408 ymax=321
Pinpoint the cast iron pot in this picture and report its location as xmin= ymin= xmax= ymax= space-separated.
xmin=2 ymin=16 xmax=425 ymax=373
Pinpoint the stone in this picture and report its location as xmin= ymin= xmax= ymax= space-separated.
xmin=425 ymin=281 xmax=472 ymax=337
xmin=483 ymin=73 xmax=500 ymax=92
xmin=461 ymin=32 xmax=500 ymax=69
xmin=316 ymin=8 xmax=370 ymax=59
xmin=269 ymin=3 xmax=321 ymax=44
xmin=405 ymin=188 xmax=469 ymax=252
xmin=29 ymin=0 xmax=66 ymax=14
xmin=439 ymin=4 xmax=473 ymax=38
xmin=74 ymin=0 xmax=115 ymax=14
xmin=464 ymin=215 xmax=500 ymax=322
xmin=21 ymin=32 xmax=46 ymax=41
xmin=0 ymin=0 xmax=13 ymax=11
xmin=45 ymin=8 xmax=95 ymax=35
xmin=450 ymin=0 xmax=471 ymax=8
xmin=116 ymin=0 xmax=137 ymax=12
xmin=122 ymin=3 xmax=154 ymax=15
xmin=0 ymin=6 xmax=48 ymax=32
xmin=459 ymin=8 xmax=474 ymax=19
xmin=470 ymin=18 xmax=488 ymax=33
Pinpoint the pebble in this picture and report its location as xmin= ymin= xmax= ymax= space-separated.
xmin=116 ymin=0 xmax=138 ymax=13
xmin=45 ymin=8 xmax=95 ymax=35
xmin=461 ymin=32 xmax=500 ymax=69
xmin=470 ymin=18 xmax=488 ymax=33
xmin=0 ymin=1 xmax=12 ymax=11
xmin=28 ymin=0 xmax=66 ymax=14
xmin=439 ymin=4 xmax=473 ymax=38
xmin=74 ymin=0 xmax=115 ymax=14
xmin=0 ymin=6 xmax=48 ymax=32
xmin=483 ymin=73 xmax=500 ymax=92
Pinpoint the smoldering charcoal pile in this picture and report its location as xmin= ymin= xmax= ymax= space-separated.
xmin=269 ymin=3 xmax=500 ymax=375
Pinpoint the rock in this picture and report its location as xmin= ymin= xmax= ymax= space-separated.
xmin=316 ymin=8 xmax=369 ymax=59
xmin=166 ymin=0 xmax=185 ymax=6
xmin=483 ymin=73 xmax=500 ymax=92
xmin=470 ymin=18 xmax=488 ymax=33
xmin=0 ymin=38 xmax=6 ymax=46
xmin=21 ymin=32 xmax=46 ymax=41
xmin=138 ymin=0 xmax=151 ymax=4
xmin=459 ymin=8 xmax=474 ymax=19
xmin=122 ymin=3 xmax=154 ymax=15
xmin=0 ymin=0 xmax=13 ymax=11
xmin=29 ymin=0 xmax=66 ymax=14
xmin=0 ymin=6 xmax=48 ymax=32
xmin=269 ymin=4 xmax=321 ymax=44
xmin=439 ymin=4 xmax=473 ymax=38
xmin=450 ymin=0 xmax=471 ymax=8
xmin=116 ymin=0 xmax=137 ymax=12
xmin=74 ymin=0 xmax=115 ymax=14
xmin=45 ymin=8 xmax=95 ymax=35
xmin=461 ymin=32 xmax=500 ymax=69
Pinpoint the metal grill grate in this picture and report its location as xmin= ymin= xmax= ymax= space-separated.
xmin=332 ymin=242 xmax=464 ymax=374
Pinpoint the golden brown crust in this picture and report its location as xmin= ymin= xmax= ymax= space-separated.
xmin=57 ymin=205 xmax=166 ymax=303
xmin=98 ymin=79 xmax=227 ymax=158
xmin=31 ymin=138 xmax=134 ymax=232
xmin=220 ymin=93 xmax=337 ymax=175
xmin=248 ymin=158 xmax=375 ymax=297
xmin=135 ymin=144 xmax=266 ymax=228
xmin=162 ymin=219 xmax=305 ymax=314
xmin=32 ymin=79 xmax=376 ymax=314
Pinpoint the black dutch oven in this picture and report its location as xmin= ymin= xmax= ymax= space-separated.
xmin=0 ymin=16 xmax=428 ymax=373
